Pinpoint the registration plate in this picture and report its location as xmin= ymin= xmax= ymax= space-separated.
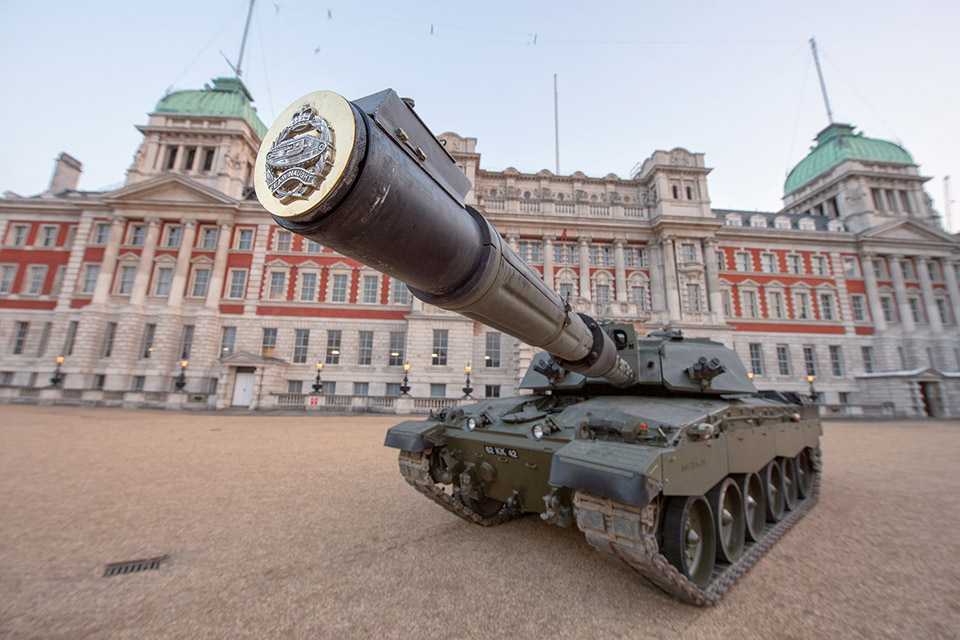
xmin=484 ymin=445 xmax=519 ymax=459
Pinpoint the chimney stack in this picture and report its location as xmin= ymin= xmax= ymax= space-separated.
xmin=49 ymin=152 xmax=83 ymax=193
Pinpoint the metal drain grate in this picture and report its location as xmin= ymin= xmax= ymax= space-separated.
xmin=103 ymin=554 xmax=168 ymax=577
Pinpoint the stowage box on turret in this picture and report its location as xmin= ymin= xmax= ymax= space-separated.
xmin=254 ymin=89 xmax=823 ymax=605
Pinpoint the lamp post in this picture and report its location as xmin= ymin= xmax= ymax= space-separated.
xmin=747 ymin=371 xmax=754 ymax=381
xmin=50 ymin=356 xmax=65 ymax=387
xmin=400 ymin=362 xmax=411 ymax=396
xmin=175 ymin=360 xmax=188 ymax=391
xmin=312 ymin=362 xmax=324 ymax=394
xmin=807 ymin=375 xmax=818 ymax=403
xmin=462 ymin=363 xmax=473 ymax=399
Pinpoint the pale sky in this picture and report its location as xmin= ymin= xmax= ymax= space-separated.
xmin=1 ymin=0 xmax=958 ymax=230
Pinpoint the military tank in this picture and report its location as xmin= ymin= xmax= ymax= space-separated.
xmin=254 ymin=88 xmax=823 ymax=606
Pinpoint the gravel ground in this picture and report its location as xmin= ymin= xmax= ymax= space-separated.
xmin=1 ymin=405 xmax=958 ymax=639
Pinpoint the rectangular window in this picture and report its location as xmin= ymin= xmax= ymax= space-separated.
xmin=325 ymin=330 xmax=341 ymax=365
xmin=716 ymin=250 xmax=726 ymax=271
xmin=389 ymin=332 xmax=405 ymax=366
xmin=749 ymin=343 xmax=764 ymax=375
xmin=237 ymin=229 xmax=254 ymax=250
xmin=392 ymin=281 xmax=410 ymax=304
xmin=306 ymin=240 xmax=322 ymax=253
xmin=769 ymin=291 xmax=784 ymax=319
xmin=554 ymin=245 xmax=565 ymax=264
xmin=687 ymin=284 xmax=702 ymax=312
xmin=10 ymin=322 xmax=30 ymax=356
xmin=117 ymin=266 xmax=136 ymax=295
xmin=220 ymin=326 xmax=236 ymax=357
xmin=36 ymin=322 xmax=51 ymax=357
xmin=323 ymin=381 xmax=337 ymax=396
xmin=819 ymin=294 xmax=835 ymax=321
xmin=851 ymin=295 xmax=866 ymax=322
xmin=383 ymin=382 xmax=401 ymax=397
xmin=880 ymin=296 xmax=895 ymax=323
xmin=588 ymin=247 xmax=598 ymax=265
xmin=201 ymin=228 xmax=218 ymax=249
xmin=293 ymin=329 xmax=310 ymax=363
xmin=595 ymin=284 xmax=611 ymax=304
xmin=331 ymin=274 xmax=348 ymax=302
xmin=796 ymin=292 xmax=810 ymax=320
xmin=900 ymin=191 xmax=913 ymax=213
xmin=268 ymin=272 xmax=286 ymax=300
xmin=485 ymin=332 xmax=501 ymax=367
xmin=927 ymin=262 xmax=939 ymax=282
xmin=362 ymin=275 xmax=379 ymax=303
xmin=275 ymin=230 xmax=292 ymax=251
xmin=93 ymin=374 xmax=105 ymax=391
xmin=787 ymin=255 xmax=802 ymax=274
xmin=432 ymin=330 xmax=448 ymax=366
xmin=761 ymin=254 xmax=776 ymax=273
xmin=26 ymin=266 xmax=46 ymax=295
xmin=180 ymin=325 xmax=195 ymax=360
xmin=257 ymin=328 xmax=276 ymax=358
xmin=862 ymin=346 xmax=875 ymax=373
xmin=829 ymin=345 xmax=844 ymax=377
xmin=1 ymin=372 xmax=13 ymax=385
xmin=485 ymin=385 xmax=501 ymax=398
xmin=898 ymin=346 xmax=908 ymax=369
xmin=94 ymin=223 xmax=110 ymax=244
xmin=63 ymin=320 xmax=78 ymax=356
xmin=141 ymin=324 xmax=156 ymax=359
xmin=203 ymin=148 xmax=215 ymax=171
xmin=743 ymin=291 xmax=758 ymax=318
xmin=873 ymin=259 xmax=886 ymax=279
xmin=228 ymin=269 xmax=247 ymax=299
xmin=101 ymin=322 xmax=117 ymax=357
xmin=558 ymin=283 xmax=574 ymax=302
xmin=909 ymin=298 xmax=923 ymax=324
xmin=299 ymin=272 xmax=317 ymax=302
xmin=129 ymin=225 xmax=145 ymax=246
xmin=286 ymin=380 xmax=303 ymax=394
xmin=813 ymin=256 xmax=828 ymax=276
xmin=191 ymin=268 xmax=210 ymax=298
xmin=630 ymin=285 xmax=649 ymax=311
xmin=936 ymin=299 xmax=951 ymax=325
xmin=183 ymin=147 xmax=197 ymax=170
xmin=11 ymin=225 xmax=28 ymax=246
xmin=132 ymin=375 xmax=145 ymax=392
xmin=352 ymin=382 xmax=369 ymax=396
xmin=357 ymin=331 xmax=373 ymax=365
xmin=735 ymin=252 xmax=751 ymax=271
xmin=885 ymin=189 xmax=898 ymax=212
xmin=532 ymin=243 xmax=543 ymax=263
xmin=803 ymin=346 xmax=817 ymax=377
xmin=0 ymin=265 xmax=17 ymax=294
xmin=777 ymin=345 xmax=791 ymax=376
xmin=901 ymin=260 xmax=914 ymax=281
xmin=839 ymin=392 xmax=852 ymax=405
xmin=165 ymin=226 xmax=182 ymax=248
xmin=681 ymin=244 xmax=696 ymax=263
xmin=155 ymin=267 xmax=173 ymax=296
xmin=430 ymin=383 xmax=446 ymax=398
xmin=843 ymin=257 xmax=859 ymax=277
xmin=40 ymin=226 xmax=58 ymax=247
xmin=51 ymin=265 xmax=65 ymax=296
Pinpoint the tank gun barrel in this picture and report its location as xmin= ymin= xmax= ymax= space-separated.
xmin=254 ymin=89 xmax=633 ymax=387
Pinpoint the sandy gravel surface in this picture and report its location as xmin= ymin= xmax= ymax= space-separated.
xmin=1 ymin=405 xmax=958 ymax=639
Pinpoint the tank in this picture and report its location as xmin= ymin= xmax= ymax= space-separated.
xmin=253 ymin=89 xmax=823 ymax=606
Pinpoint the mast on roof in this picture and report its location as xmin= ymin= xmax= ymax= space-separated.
xmin=235 ymin=0 xmax=256 ymax=78
xmin=809 ymin=37 xmax=834 ymax=124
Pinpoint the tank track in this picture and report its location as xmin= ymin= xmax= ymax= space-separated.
xmin=574 ymin=470 xmax=821 ymax=606
xmin=398 ymin=449 xmax=521 ymax=526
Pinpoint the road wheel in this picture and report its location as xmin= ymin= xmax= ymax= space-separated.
xmin=738 ymin=472 xmax=766 ymax=542
xmin=781 ymin=457 xmax=799 ymax=510
xmin=764 ymin=460 xmax=785 ymax=523
xmin=663 ymin=495 xmax=716 ymax=587
xmin=795 ymin=449 xmax=813 ymax=498
xmin=707 ymin=478 xmax=745 ymax=564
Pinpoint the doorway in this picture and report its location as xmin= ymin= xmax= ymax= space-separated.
xmin=919 ymin=381 xmax=943 ymax=417
xmin=232 ymin=368 xmax=256 ymax=407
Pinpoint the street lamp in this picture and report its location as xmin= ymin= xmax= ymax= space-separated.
xmin=175 ymin=360 xmax=188 ymax=391
xmin=50 ymin=355 xmax=65 ymax=387
xmin=312 ymin=362 xmax=324 ymax=394
xmin=807 ymin=375 xmax=818 ymax=403
xmin=400 ymin=362 xmax=411 ymax=396
xmin=462 ymin=363 xmax=474 ymax=399
xmin=747 ymin=371 xmax=754 ymax=381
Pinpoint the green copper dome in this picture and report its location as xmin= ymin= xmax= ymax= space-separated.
xmin=784 ymin=123 xmax=914 ymax=195
xmin=155 ymin=77 xmax=267 ymax=139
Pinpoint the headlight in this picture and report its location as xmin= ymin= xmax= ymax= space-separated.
xmin=466 ymin=418 xmax=476 ymax=431
xmin=532 ymin=424 xmax=544 ymax=440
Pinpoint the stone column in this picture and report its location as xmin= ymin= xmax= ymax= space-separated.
xmin=506 ymin=233 xmax=519 ymax=253
xmin=648 ymin=243 xmax=664 ymax=312
xmin=661 ymin=235 xmax=681 ymax=322
xmin=542 ymin=235 xmax=554 ymax=289
xmin=861 ymin=253 xmax=888 ymax=332
xmin=92 ymin=215 xmax=126 ymax=305
xmin=167 ymin=219 xmax=197 ymax=308
xmin=702 ymin=238 xmax=724 ymax=322
xmin=205 ymin=221 xmax=233 ymax=309
xmin=889 ymin=254 xmax=915 ymax=332
xmin=941 ymin=257 xmax=960 ymax=326
xmin=613 ymin=238 xmax=627 ymax=302
xmin=129 ymin=217 xmax=161 ymax=306
xmin=578 ymin=237 xmax=591 ymax=300
xmin=917 ymin=257 xmax=943 ymax=333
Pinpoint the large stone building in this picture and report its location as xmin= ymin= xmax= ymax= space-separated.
xmin=1 ymin=78 xmax=958 ymax=416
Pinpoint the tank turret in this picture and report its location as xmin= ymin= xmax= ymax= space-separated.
xmin=254 ymin=89 xmax=822 ymax=606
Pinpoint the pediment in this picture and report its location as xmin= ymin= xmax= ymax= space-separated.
xmin=104 ymin=174 xmax=235 ymax=205
xmin=858 ymin=218 xmax=958 ymax=246
xmin=154 ymin=254 xmax=177 ymax=265
xmin=190 ymin=255 xmax=214 ymax=265
xmin=297 ymin=259 xmax=322 ymax=270
xmin=265 ymin=258 xmax=293 ymax=268
xmin=219 ymin=350 xmax=289 ymax=367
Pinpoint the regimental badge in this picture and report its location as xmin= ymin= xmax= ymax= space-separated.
xmin=264 ymin=103 xmax=336 ymax=204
